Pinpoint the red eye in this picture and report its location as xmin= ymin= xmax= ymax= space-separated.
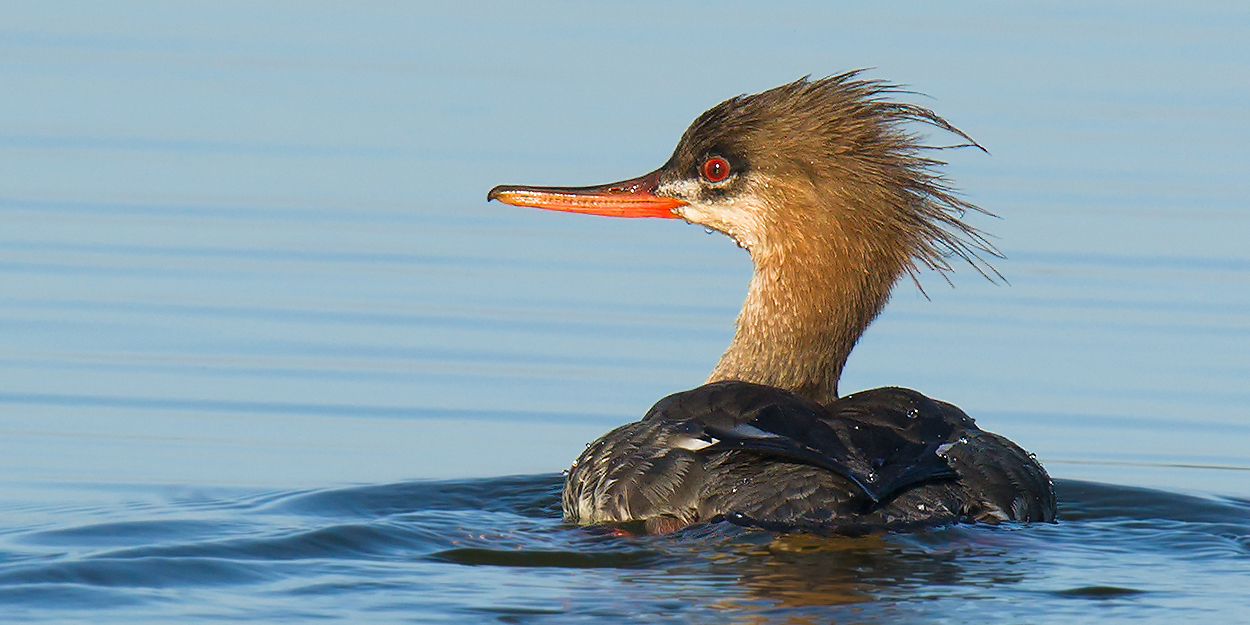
xmin=701 ymin=156 xmax=730 ymax=182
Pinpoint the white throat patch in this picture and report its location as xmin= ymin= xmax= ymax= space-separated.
xmin=661 ymin=176 xmax=772 ymax=252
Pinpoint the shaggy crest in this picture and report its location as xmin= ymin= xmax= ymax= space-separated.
xmin=673 ymin=71 xmax=1002 ymax=288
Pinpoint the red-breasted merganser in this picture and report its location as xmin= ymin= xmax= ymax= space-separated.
xmin=488 ymin=73 xmax=1056 ymax=535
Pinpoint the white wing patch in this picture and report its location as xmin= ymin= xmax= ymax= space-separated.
xmin=672 ymin=436 xmax=718 ymax=451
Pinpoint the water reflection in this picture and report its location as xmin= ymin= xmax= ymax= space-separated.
xmin=680 ymin=529 xmax=1027 ymax=611
xmin=731 ymin=535 xmax=914 ymax=607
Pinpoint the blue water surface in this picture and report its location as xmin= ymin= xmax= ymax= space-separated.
xmin=1 ymin=1 xmax=1248 ymax=622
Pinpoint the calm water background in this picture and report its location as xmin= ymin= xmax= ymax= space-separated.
xmin=1 ymin=1 xmax=1248 ymax=622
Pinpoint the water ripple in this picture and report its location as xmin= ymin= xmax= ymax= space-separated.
xmin=3 ymin=476 xmax=1246 ymax=621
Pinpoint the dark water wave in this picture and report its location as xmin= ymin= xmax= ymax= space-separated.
xmin=1 ymin=476 xmax=1247 ymax=622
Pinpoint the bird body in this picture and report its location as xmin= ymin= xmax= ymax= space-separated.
xmin=489 ymin=72 xmax=1056 ymax=534
xmin=563 ymin=382 xmax=1052 ymax=535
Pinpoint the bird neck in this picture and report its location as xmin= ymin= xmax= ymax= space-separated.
xmin=706 ymin=230 xmax=904 ymax=405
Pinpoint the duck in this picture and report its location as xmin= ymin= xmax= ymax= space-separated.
xmin=487 ymin=72 xmax=1056 ymax=535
